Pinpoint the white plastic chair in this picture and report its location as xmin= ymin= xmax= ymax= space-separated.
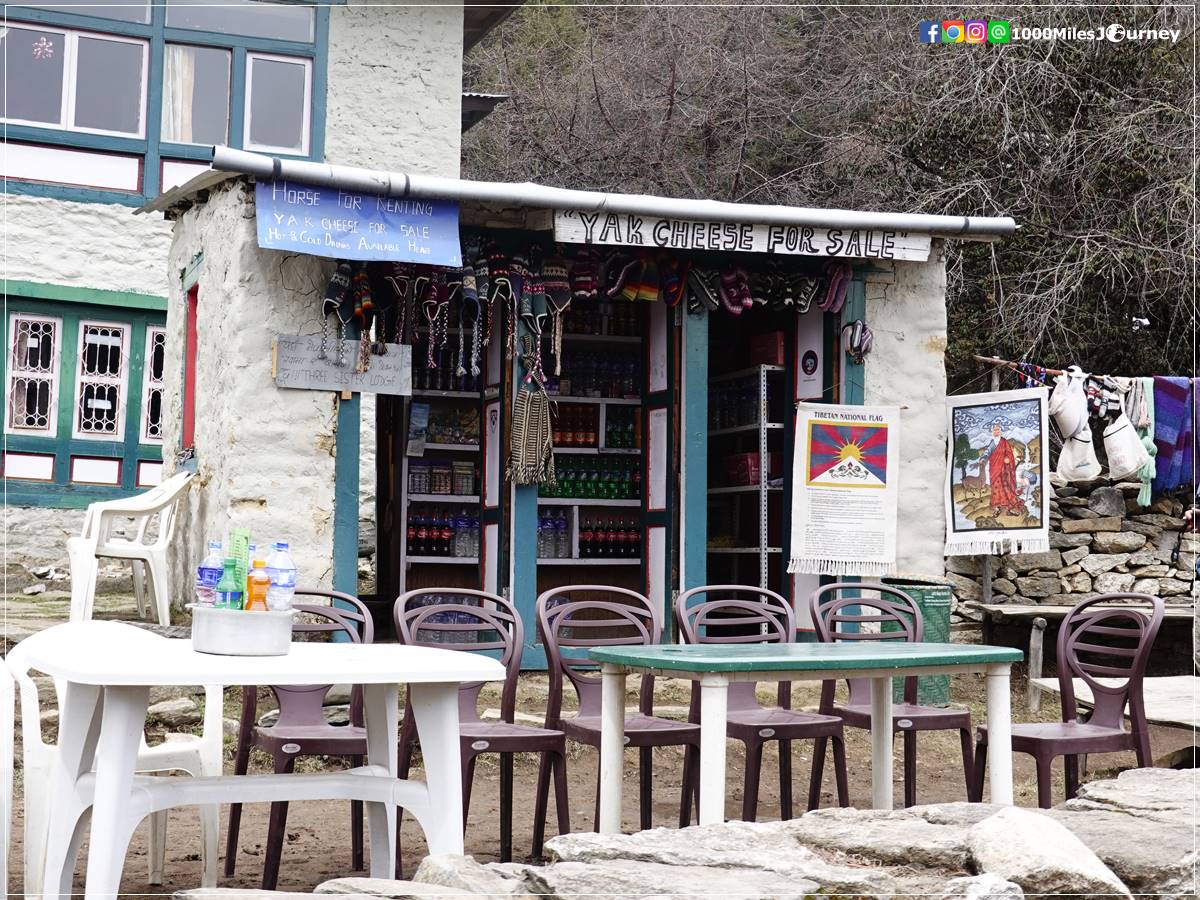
xmin=0 ymin=657 xmax=14 ymax=897
xmin=67 ymin=471 xmax=194 ymax=626
xmin=8 ymin=634 xmax=222 ymax=894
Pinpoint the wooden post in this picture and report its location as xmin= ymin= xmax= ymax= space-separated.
xmin=1027 ymin=616 xmax=1047 ymax=712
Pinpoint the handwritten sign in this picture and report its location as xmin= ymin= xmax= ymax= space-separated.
xmin=553 ymin=210 xmax=931 ymax=262
xmin=274 ymin=335 xmax=412 ymax=395
xmin=255 ymin=179 xmax=462 ymax=266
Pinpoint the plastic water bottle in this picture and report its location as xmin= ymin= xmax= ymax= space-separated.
xmin=194 ymin=541 xmax=223 ymax=606
xmin=265 ymin=541 xmax=297 ymax=611
xmin=554 ymin=510 xmax=569 ymax=559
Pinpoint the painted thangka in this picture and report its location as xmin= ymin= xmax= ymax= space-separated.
xmin=788 ymin=403 xmax=900 ymax=577
xmin=944 ymin=387 xmax=1050 ymax=556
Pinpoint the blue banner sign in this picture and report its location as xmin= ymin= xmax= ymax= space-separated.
xmin=255 ymin=179 xmax=462 ymax=266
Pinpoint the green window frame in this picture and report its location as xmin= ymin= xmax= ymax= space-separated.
xmin=2 ymin=282 xmax=168 ymax=508
xmin=2 ymin=2 xmax=330 ymax=207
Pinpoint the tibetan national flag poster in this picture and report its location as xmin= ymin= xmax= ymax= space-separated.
xmin=788 ymin=403 xmax=900 ymax=577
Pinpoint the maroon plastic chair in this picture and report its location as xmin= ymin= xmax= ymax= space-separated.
xmin=536 ymin=585 xmax=700 ymax=831
xmin=809 ymin=582 xmax=974 ymax=807
xmin=973 ymin=593 xmax=1164 ymax=808
xmin=676 ymin=585 xmax=849 ymax=820
xmin=394 ymin=588 xmax=569 ymax=865
xmin=225 ymin=588 xmax=373 ymax=890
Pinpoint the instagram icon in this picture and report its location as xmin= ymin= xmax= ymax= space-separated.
xmin=965 ymin=20 xmax=987 ymax=43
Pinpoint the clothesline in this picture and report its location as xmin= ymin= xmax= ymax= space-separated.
xmin=973 ymin=354 xmax=1114 ymax=381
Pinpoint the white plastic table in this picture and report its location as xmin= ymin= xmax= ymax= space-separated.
xmin=589 ymin=642 xmax=1023 ymax=830
xmin=15 ymin=620 xmax=504 ymax=899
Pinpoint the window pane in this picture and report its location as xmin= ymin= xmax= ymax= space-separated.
xmin=167 ymin=0 xmax=314 ymax=42
xmin=81 ymin=324 xmax=124 ymax=377
xmin=13 ymin=1 xmax=150 ymax=23
xmin=77 ymin=382 xmax=120 ymax=434
xmin=6 ymin=316 xmax=59 ymax=434
xmin=73 ymin=36 xmax=143 ymax=134
xmin=0 ymin=27 xmax=65 ymax=125
xmin=248 ymin=56 xmax=307 ymax=152
xmin=162 ymin=44 xmax=230 ymax=145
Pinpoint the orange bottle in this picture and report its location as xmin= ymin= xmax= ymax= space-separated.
xmin=244 ymin=559 xmax=270 ymax=611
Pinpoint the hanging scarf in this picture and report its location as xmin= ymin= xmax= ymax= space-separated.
xmin=351 ymin=264 xmax=375 ymax=372
xmin=506 ymin=333 xmax=555 ymax=486
xmin=1134 ymin=377 xmax=1158 ymax=507
xmin=320 ymin=262 xmax=353 ymax=367
xmin=421 ymin=272 xmax=450 ymax=370
xmin=383 ymin=262 xmax=419 ymax=345
xmin=541 ymin=257 xmax=571 ymax=375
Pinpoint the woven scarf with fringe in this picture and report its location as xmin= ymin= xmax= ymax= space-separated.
xmin=506 ymin=334 xmax=555 ymax=486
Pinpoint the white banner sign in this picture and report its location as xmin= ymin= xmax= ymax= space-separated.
xmin=274 ymin=335 xmax=412 ymax=395
xmin=554 ymin=210 xmax=931 ymax=262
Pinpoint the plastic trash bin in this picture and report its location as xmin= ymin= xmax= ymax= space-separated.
xmin=882 ymin=577 xmax=953 ymax=707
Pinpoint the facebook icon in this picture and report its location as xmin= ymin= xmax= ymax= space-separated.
xmin=918 ymin=20 xmax=940 ymax=43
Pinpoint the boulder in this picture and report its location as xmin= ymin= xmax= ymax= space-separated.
xmin=968 ymin=807 xmax=1131 ymax=898
xmin=22 ymin=583 xmax=46 ymax=596
xmin=413 ymin=855 xmax=526 ymax=896
xmin=946 ymin=573 xmax=983 ymax=602
xmin=1066 ymin=572 xmax=1092 ymax=593
xmin=1015 ymin=575 xmax=1060 ymax=598
xmin=1061 ymin=516 xmax=1122 ymax=534
xmin=1093 ymin=572 xmax=1136 ymax=593
xmin=935 ymin=874 xmax=1025 ymax=899
xmin=1159 ymin=579 xmax=1192 ymax=596
xmin=1060 ymin=563 xmax=1081 ymax=575
xmin=1093 ymin=532 xmax=1147 ymax=554
xmin=1132 ymin=578 xmax=1160 ymax=595
xmin=1056 ymin=495 xmax=1087 ymax=507
xmin=782 ymin=806 xmax=970 ymax=870
xmin=316 ymin=879 xmax=462 ymax=898
xmin=946 ymin=556 xmax=985 ymax=577
xmin=524 ymin=860 xmax=818 ymax=900
xmin=1114 ymin=481 xmax=1143 ymax=495
xmin=1087 ymin=487 xmax=1127 ymax=517
xmin=1064 ymin=507 xmax=1101 ymax=519
xmin=1124 ymin=520 xmax=1164 ymax=539
xmin=991 ymin=578 xmax=1017 ymax=597
xmin=1007 ymin=551 xmax=1063 ymax=574
xmin=146 ymin=697 xmax=202 ymax=728
xmin=1050 ymin=532 xmax=1092 ymax=549
xmin=1132 ymin=564 xmax=1169 ymax=577
xmin=1061 ymin=546 xmax=1090 ymax=566
xmin=1132 ymin=513 xmax=1186 ymax=529
xmin=1079 ymin=553 xmax=1130 ymax=576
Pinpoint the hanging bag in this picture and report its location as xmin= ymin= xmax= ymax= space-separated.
xmin=1103 ymin=411 xmax=1151 ymax=482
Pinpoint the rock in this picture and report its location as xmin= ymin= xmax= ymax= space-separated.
xmin=1002 ymin=567 xmax=1018 ymax=581
xmin=1124 ymin=520 xmax=1164 ymax=539
xmin=782 ymin=807 xmax=970 ymax=870
xmin=1132 ymin=578 xmax=1160 ymax=595
xmin=316 ymin=878 xmax=461 ymax=898
xmin=1173 ymin=566 xmax=1194 ymax=581
xmin=1115 ymin=481 xmax=1143 ymax=495
xmin=1087 ymin=487 xmax=1127 ymax=517
xmin=545 ymin=821 xmax=893 ymax=895
xmin=1015 ymin=575 xmax=1060 ymax=598
xmin=176 ymin=892 xmax=370 ymax=899
xmin=1079 ymin=553 xmax=1130 ymax=576
xmin=31 ymin=564 xmax=52 ymax=577
xmin=1061 ymin=516 xmax=1122 ymax=533
xmin=1049 ymin=769 xmax=1196 ymax=899
xmin=1159 ymin=580 xmax=1192 ymax=596
xmin=22 ymin=583 xmax=46 ymax=595
xmin=1055 ymin=485 xmax=1079 ymax=497
xmin=1062 ymin=546 xmax=1090 ymax=566
xmin=413 ymin=855 xmax=526 ymax=896
xmin=1066 ymin=572 xmax=1092 ymax=593
xmin=1071 ymin=476 xmax=1110 ymax=492
xmin=1180 ymin=534 xmax=1200 ymax=553
xmin=1064 ymin=506 xmax=1101 ymax=519
xmin=935 ymin=874 xmax=1025 ymax=899
xmin=1007 ymin=551 xmax=1063 ymax=574
xmin=1093 ymin=572 xmax=1136 ymax=593
xmin=1093 ymin=532 xmax=1147 ymax=553
xmin=1056 ymin=495 xmax=1088 ymax=507
xmin=946 ymin=573 xmax=983 ymax=602
xmin=325 ymin=683 xmax=353 ymax=705
xmin=992 ymin=578 xmax=1017 ymax=597
xmin=1128 ymin=550 xmax=1161 ymax=565
xmin=527 ymin=860 xmax=818 ymax=899
xmin=1050 ymin=532 xmax=1093 ymax=549
xmin=968 ymin=807 xmax=1131 ymax=898
xmin=946 ymin=556 xmax=985 ymax=577
xmin=223 ymin=717 xmax=241 ymax=738
xmin=147 ymin=697 xmax=202 ymax=728
xmin=1149 ymin=496 xmax=1179 ymax=515
xmin=1132 ymin=513 xmax=1186 ymax=529
xmin=1059 ymin=563 xmax=1081 ymax=575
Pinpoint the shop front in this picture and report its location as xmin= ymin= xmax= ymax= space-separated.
xmin=140 ymin=147 xmax=1014 ymax=660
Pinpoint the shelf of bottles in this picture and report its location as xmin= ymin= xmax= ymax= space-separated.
xmin=706 ymin=364 xmax=787 ymax=589
xmin=402 ymin=353 xmax=485 ymax=582
xmin=535 ymin=299 xmax=646 ymax=570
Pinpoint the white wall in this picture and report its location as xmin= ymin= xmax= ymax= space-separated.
xmin=862 ymin=245 xmax=949 ymax=577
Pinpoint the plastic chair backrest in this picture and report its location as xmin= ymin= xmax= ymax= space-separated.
xmin=536 ymin=585 xmax=660 ymax=724
xmin=393 ymin=588 xmax=522 ymax=723
xmin=1057 ymin=593 xmax=1164 ymax=731
xmin=91 ymin=471 xmax=193 ymax=552
xmin=269 ymin=589 xmax=373 ymax=729
xmin=676 ymin=585 xmax=793 ymax=710
xmin=810 ymin=582 xmax=923 ymax=708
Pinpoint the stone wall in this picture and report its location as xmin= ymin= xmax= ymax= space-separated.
xmin=947 ymin=478 xmax=1196 ymax=612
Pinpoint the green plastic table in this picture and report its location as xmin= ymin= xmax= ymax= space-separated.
xmin=589 ymin=641 xmax=1023 ymax=829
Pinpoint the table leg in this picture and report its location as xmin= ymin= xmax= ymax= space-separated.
xmin=40 ymin=681 xmax=103 ymax=900
xmin=82 ymin=685 xmax=150 ymax=900
xmin=408 ymin=682 xmax=463 ymax=855
xmin=869 ymin=676 xmax=894 ymax=810
xmin=362 ymin=683 xmax=398 ymax=877
xmin=598 ymin=665 xmax=626 ymax=834
xmin=986 ymin=664 xmax=1014 ymax=805
xmin=698 ymin=674 xmax=729 ymax=826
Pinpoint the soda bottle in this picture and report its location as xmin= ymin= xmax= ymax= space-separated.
xmin=440 ymin=512 xmax=454 ymax=556
xmin=406 ymin=517 xmax=417 ymax=554
xmin=214 ymin=558 xmax=243 ymax=610
xmin=194 ymin=540 xmax=223 ymax=606
xmin=244 ymin=559 xmax=270 ymax=611
xmin=265 ymin=542 xmax=297 ymax=612
xmin=416 ymin=510 xmax=429 ymax=555
xmin=579 ymin=517 xmax=594 ymax=558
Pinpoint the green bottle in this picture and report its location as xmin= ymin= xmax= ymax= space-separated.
xmin=214 ymin=557 xmax=244 ymax=610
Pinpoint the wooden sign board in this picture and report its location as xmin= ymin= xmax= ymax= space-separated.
xmin=553 ymin=210 xmax=931 ymax=262
xmin=273 ymin=334 xmax=412 ymax=395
